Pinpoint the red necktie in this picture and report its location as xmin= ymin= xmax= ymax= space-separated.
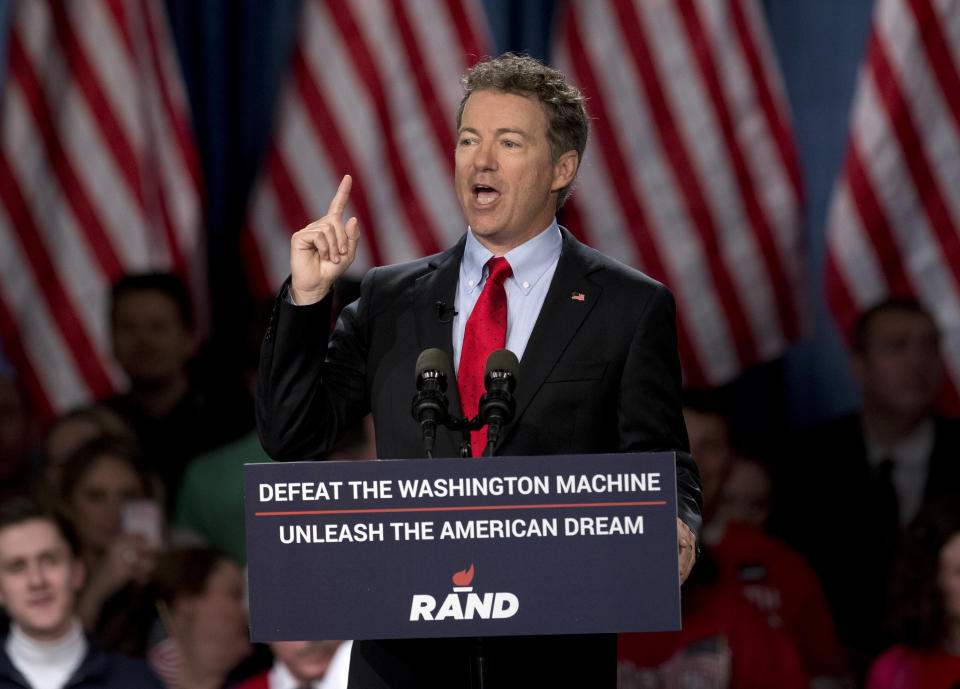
xmin=458 ymin=256 xmax=512 ymax=456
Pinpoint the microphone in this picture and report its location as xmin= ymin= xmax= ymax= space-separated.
xmin=478 ymin=349 xmax=518 ymax=456
xmin=411 ymin=348 xmax=452 ymax=458
xmin=435 ymin=301 xmax=458 ymax=323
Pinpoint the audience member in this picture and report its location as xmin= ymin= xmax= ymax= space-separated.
xmin=867 ymin=498 xmax=960 ymax=688
xmin=173 ymin=433 xmax=270 ymax=566
xmin=682 ymin=394 xmax=849 ymax=687
xmin=57 ymin=438 xmax=162 ymax=657
xmin=104 ymin=273 xmax=253 ymax=510
xmin=233 ymin=640 xmax=351 ymax=689
xmin=175 ymin=413 xmax=373 ymax=565
xmin=715 ymin=456 xmax=774 ymax=530
xmin=775 ymin=298 xmax=960 ymax=676
xmin=680 ymin=394 xmax=734 ymax=529
xmin=149 ymin=547 xmax=252 ymax=689
xmin=0 ymin=497 xmax=162 ymax=688
xmin=618 ymin=555 xmax=808 ymax=689
xmin=40 ymin=405 xmax=139 ymax=500
xmin=174 ymin=291 xmax=374 ymax=565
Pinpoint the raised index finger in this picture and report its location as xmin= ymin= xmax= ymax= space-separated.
xmin=327 ymin=174 xmax=353 ymax=217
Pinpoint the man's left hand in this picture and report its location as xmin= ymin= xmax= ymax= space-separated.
xmin=678 ymin=518 xmax=696 ymax=584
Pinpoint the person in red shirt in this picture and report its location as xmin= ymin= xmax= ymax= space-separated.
xmin=657 ymin=395 xmax=851 ymax=688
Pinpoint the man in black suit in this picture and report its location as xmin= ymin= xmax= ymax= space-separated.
xmin=774 ymin=297 xmax=960 ymax=678
xmin=257 ymin=53 xmax=702 ymax=689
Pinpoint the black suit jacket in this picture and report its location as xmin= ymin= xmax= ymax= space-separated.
xmin=257 ymin=228 xmax=702 ymax=688
xmin=773 ymin=413 xmax=960 ymax=676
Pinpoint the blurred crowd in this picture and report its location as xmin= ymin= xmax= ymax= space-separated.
xmin=0 ymin=272 xmax=958 ymax=689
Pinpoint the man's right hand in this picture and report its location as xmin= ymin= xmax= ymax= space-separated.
xmin=289 ymin=174 xmax=361 ymax=305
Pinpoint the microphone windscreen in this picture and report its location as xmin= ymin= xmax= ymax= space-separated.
xmin=415 ymin=348 xmax=452 ymax=379
xmin=485 ymin=348 xmax=519 ymax=376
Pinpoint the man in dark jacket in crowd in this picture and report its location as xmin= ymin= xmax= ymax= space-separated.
xmin=0 ymin=498 xmax=162 ymax=689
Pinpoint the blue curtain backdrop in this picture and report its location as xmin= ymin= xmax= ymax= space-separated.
xmin=0 ymin=0 xmax=878 ymax=430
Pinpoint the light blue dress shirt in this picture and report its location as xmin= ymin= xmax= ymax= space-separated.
xmin=452 ymin=220 xmax=563 ymax=373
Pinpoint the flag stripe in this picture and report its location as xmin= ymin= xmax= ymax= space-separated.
xmin=553 ymin=0 xmax=804 ymax=386
xmin=291 ymin=49 xmax=386 ymax=267
xmin=824 ymin=250 xmax=863 ymax=339
xmin=137 ymin=0 xmax=202 ymax=193
xmin=825 ymin=0 xmax=960 ymax=414
xmin=388 ymin=0 xmax=456 ymax=170
xmin=574 ymin=0 xmax=743 ymax=382
xmin=8 ymin=34 xmax=125 ymax=280
xmin=907 ymin=0 xmax=960 ymax=136
xmin=0 ymin=292 xmax=55 ymax=420
xmin=51 ymin=4 xmax=146 ymax=219
xmin=871 ymin=32 xmax=960 ymax=293
xmin=268 ymin=156 xmax=315 ymax=249
xmin=351 ymin=3 xmax=466 ymax=251
xmin=243 ymin=0 xmax=491 ymax=297
xmin=563 ymin=17 xmax=709 ymax=385
xmin=326 ymin=0 xmax=442 ymax=257
xmin=731 ymin=0 xmax=804 ymax=198
xmin=676 ymin=1 xmax=799 ymax=341
xmin=240 ymin=223 xmax=273 ymax=299
xmin=0 ymin=200 xmax=92 ymax=415
xmin=845 ymin=140 xmax=914 ymax=296
xmin=0 ymin=0 xmax=204 ymax=417
xmin=613 ymin=1 xmax=758 ymax=367
xmin=0 ymin=153 xmax=115 ymax=397
xmin=443 ymin=0 xmax=487 ymax=63
xmin=104 ymin=0 xmax=137 ymax=62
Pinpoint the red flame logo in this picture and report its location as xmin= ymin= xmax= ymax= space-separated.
xmin=452 ymin=564 xmax=475 ymax=586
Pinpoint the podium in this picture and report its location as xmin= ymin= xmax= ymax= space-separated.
xmin=244 ymin=452 xmax=680 ymax=641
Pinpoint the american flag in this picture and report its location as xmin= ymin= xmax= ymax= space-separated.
xmin=0 ymin=0 xmax=204 ymax=419
xmin=824 ymin=0 xmax=960 ymax=413
xmin=242 ymin=0 xmax=492 ymax=295
xmin=552 ymin=0 xmax=806 ymax=387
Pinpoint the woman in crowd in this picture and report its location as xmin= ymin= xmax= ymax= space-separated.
xmin=58 ymin=435 xmax=163 ymax=656
xmin=43 ymin=404 xmax=141 ymax=494
xmin=867 ymin=498 xmax=960 ymax=688
xmin=150 ymin=546 xmax=253 ymax=689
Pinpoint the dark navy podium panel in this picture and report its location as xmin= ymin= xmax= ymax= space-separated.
xmin=245 ymin=452 xmax=680 ymax=641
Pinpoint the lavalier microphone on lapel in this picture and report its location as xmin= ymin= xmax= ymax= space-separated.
xmin=434 ymin=301 xmax=458 ymax=323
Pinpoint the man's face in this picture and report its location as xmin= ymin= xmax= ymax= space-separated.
xmin=718 ymin=459 xmax=773 ymax=529
xmin=853 ymin=309 xmax=941 ymax=421
xmin=455 ymin=89 xmax=576 ymax=254
xmin=111 ymin=290 xmax=193 ymax=386
xmin=0 ymin=519 xmax=84 ymax=641
xmin=269 ymin=640 xmax=343 ymax=683
xmin=683 ymin=408 xmax=733 ymax=515
xmin=173 ymin=559 xmax=251 ymax=672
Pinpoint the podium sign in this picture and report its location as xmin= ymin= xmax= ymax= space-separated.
xmin=245 ymin=452 xmax=680 ymax=641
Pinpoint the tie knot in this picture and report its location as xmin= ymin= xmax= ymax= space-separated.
xmin=486 ymin=257 xmax=512 ymax=286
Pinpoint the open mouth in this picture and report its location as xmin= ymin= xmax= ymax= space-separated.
xmin=472 ymin=184 xmax=501 ymax=206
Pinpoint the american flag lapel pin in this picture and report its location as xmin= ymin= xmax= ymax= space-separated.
xmin=571 ymin=291 xmax=585 ymax=302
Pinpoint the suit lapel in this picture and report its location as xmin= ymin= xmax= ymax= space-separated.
xmin=498 ymin=230 xmax=601 ymax=448
xmin=413 ymin=237 xmax=465 ymax=415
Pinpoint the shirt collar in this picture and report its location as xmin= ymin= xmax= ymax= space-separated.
xmin=271 ymin=660 xmax=312 ymax=689
xmin=461 ymin=220 xmax=562 ymax=296
xmin=865 ymin=417 xmax=935 ymax=467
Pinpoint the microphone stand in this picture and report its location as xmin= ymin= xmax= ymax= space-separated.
xmin=413 ymin=350 xmax=517 ymax=689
